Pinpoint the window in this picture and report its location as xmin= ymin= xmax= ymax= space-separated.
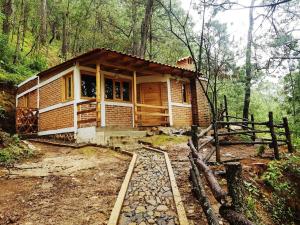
xmin=105 ymin=77 xmax=131 ymax=102
xmin=123 ymin=81 xmax=130 ymax=101
xmin=105 ymin=78 xmax=114 ymax=99
xmin=182 ymin=82 xmax=189 ymax=103
xmin=81 ymin=74 xmax=96 ymax=98
xmin=63 ymin=73 xmax=73 ymax=101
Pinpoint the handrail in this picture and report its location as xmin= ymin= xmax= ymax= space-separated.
xmin=136 ymin=103 xmax=168 ymax=109
xmin=77 ymin=98 xmax=96 ymax=106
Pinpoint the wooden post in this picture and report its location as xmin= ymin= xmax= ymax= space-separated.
xmin=250 ymin=114 xmax=256 ymax=142
xmin=224 ymin=95 xmax=230 ymax=132
xmin=191 ymin=125 xmax=198 ymax=150
xmin=214 ymin=122 xmax=221 ymax=163
xmin=225 ymin=162 xmax=245 ymax=213
xmin=268 ymin=112 xmax=279 ymax=160
xmin=283 ymin=117 xmax=293 ymax=153
xmin=189 ymin=155 xmax=219 ymax=225
xmin=96 ymin=63 xmax=101 ymax=127
xmin=133 ymin=71 xmax=137 ymax=127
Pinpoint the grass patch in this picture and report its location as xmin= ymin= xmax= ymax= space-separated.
xmin=141 ymin=134 xmax=189 ymax=147
xmin=78 ymin=146 xmax=99 ymax=157
xmin=0 ymin=131 xmax=34 ymax=165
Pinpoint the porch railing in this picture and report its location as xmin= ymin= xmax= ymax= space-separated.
xmin=16 ymin=107 xmax=39 ymax=134
xmin=135 ymin=103 xmax=169 ymax=126
xmin=77 ymin=98 xmax=97 ymax=127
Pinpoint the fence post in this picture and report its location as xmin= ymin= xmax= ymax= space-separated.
xmin=283 ymin=117 xmax=293 ymax=153
xmin=213 ymin=122 xmax=221 ymax=162
xmin=224 ymin=95 xmax=230 ymax=132
xmin=250 ymin=114 xmax=256 ymax=142
xmin=225 ymin=162 xmax=245 ymax=213
xmin=268 ymin=112 xmax=279 ymax=160
xmin=191 ymin=125 xmax=198 ymax=150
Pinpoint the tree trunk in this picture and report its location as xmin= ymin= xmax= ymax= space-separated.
xmin=131 ymin=0 xmax=139 ymax=55
xmin=21 ymin=1 xmax=29 ymax=51
xmin=242 ymin=0 xmax=255 ymax=121
xmin=40 ymin=0 xmax=47 ymax=45
xmin=2 ymin=0 xmax=13 ymax=34
xmin=13 ymin=0 xmax=24 ymax=63
xmin=138 ymin=0 xmax=154 ymax=58
xmin=61 ymin=1 xmax=69 ymax=60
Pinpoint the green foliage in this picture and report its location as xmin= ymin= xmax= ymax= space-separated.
xmin=262 ymin=154 xmax=300 ymax=224
xmin=256 ymin=145 xmax=266 ymax=157
xmin=0 ymin=105 xmax=6 ymax=119
xmin=0 ymin=131 xmax=33 ymax=165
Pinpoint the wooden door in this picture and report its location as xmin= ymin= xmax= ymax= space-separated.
xmin=140 ymin=82 xmax=162 ymax=126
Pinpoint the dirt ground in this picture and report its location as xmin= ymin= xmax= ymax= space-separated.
xmin=155 ymin=136 xmax=281 ymax=225
xmin=0 ymin=142 xmax=130 ymax=225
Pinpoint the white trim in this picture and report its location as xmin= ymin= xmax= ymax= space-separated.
xmin=17 ymin=66 xmax=75 ymax=99
xmin=17 ymin=85 xmax=38 ymax=98
xmin=104 ymin=101 xmax=133 ymax=108
xmin=39 ymin=66 xmax=75 ymax=88
xmin=39 ymin=101 xmax=74 ymax=113
xmin=167 ymin=78 xmax=173 ymax=126
xmin=171 ymin=102 xmax=192 ymax=108
xmin=38 ymin=127 xmax=76 ymax=136
xmin=18 ymin=75 xmax=38 ymax=87
xmin=73 ymin=64 xmax=81 ymax=131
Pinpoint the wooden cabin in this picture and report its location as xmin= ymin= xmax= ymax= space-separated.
xmin=16 ymin=49 xmax=210 ymax=144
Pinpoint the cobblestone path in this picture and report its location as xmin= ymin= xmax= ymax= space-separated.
xmin=118 ymin=149 xmax=179 ymax=225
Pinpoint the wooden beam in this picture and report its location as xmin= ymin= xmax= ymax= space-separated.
xmin=96 ymin=63 xmax=101 ymax=127
xmin=133 ymin=71 xmax=137 ymax=127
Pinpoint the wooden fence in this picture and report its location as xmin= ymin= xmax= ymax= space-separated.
xmin=16 ymin=107 xmax=38 ymax=134
xmin=215 ymin=95 xmax=293 ymax=160
xmin=188 ymin=138 xmax=254 ymax=225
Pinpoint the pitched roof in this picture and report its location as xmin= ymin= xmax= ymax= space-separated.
xmin=38 ymin=48 xmax=197 ymax=78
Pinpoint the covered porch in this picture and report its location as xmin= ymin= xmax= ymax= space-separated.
xmin=68 ymin=49 xmax=194 ymax=129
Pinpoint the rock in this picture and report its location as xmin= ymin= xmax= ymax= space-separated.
xmin=146 ymin=198 xmax=156 ymax=206
xmin=148 ymin=218 xmax=156 ymax=224
xmin=156 ymin=205 xmax=168 ymax=212
xmin=123 ymin=206 xmax=132 ymax=213
xmin=154 ymin=211 xmax=161 ymax=217
xmin=136 ymin=206 xmax=146 ymax=214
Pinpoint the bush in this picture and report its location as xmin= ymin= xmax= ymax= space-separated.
xmin=0 ymin=131 xmax=33 ymax=165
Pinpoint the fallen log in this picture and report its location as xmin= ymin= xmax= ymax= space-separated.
xmin=189 ymin=155 xmax=219 ymax=225
xmin=203 ymin=147 xmax=216 ymax=163
xmin=197 ymin=124 xmax=213 ymax=139
xmin=219 ymin=205 xmax=254 ymax=225
xmin=188 ymin=139 xmax=227 ymax=203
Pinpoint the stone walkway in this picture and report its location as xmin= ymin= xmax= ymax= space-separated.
xmin=118 ymin=149 xmax=179 ymax=225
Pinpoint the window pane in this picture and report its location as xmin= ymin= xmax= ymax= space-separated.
xmin=105 ymin=78 xmax=113 ymax=99
xmin=115 ymin=81 xmax=121 ymax=99
xmin=81 ymin=74 xmax=96 ymax=97
xmin=182 ymin=83 xmax=187 ymax=103
xmin=67 ymin=76 xmax=72 ymax=98
xmin=123 ymin=81 xmax=130 ymax=101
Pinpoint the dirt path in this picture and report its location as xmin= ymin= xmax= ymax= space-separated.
xmin=0 ymin=143 xmax=130 ymax=225
xmin=118 ymin=149 xmax=179 ymax=225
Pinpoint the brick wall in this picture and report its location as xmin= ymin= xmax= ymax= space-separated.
xmin=170 ymin=79 xmax=191 ymax=103
xmin=170 ymin=78 xmax=193 ymax=127
xmin=172 ymin=106 xmax=192 ymax=127
xmin=190 ymin=79 xmax=211 ymax=127
xmin=39 ymin=78 xmax=63 ymax=109
xmin=17 ymin=90 xmax=38 ymax=108
xmin=39 ymin=105 xmax=74 ymax=131
xmin=17 ymin=77 xmax=38 ymax=94
xmin=105 ymin=105 xmax=132 ymax=128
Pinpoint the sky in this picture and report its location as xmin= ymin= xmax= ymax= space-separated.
xmin=178 ymin=0 xmax=300 ymax=82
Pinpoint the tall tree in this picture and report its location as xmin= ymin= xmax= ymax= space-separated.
xmin=2 ymin=0 xmax=13 ymax=34
xmin=138 ymin=0 xmax=154 ymax=57
xmin=242 ymin=0 xmax=255 ymax=120
xmin=40 ymin=0 xmax=47 ymax=45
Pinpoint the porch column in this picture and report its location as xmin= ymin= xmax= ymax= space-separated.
xmin=96 ymin=63 xmax=101 ymax=127
xmin=133 ymin=71 xmax=137 ymax=127
xmin=167 ymin=77 xmax=173 ymax=126
xmin=73 ymin=62 xmax=81 ymax=130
